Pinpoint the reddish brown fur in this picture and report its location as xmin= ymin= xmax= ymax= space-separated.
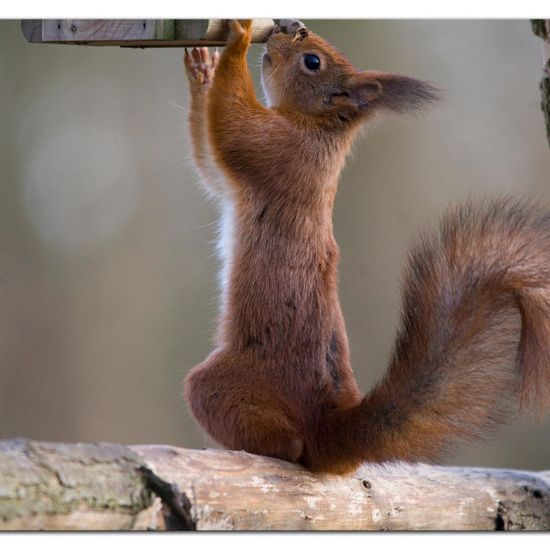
xmin=183 ymin=21 xmax=550 ymax=474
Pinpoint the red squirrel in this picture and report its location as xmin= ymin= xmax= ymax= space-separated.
xmin=183 ymin=20 xmax=550 ymax=474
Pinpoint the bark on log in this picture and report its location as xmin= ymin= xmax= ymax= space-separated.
xmin=1 ymin=438 xmax=550 ymax=531
xmin=531 ymin=19 xmax=550 ymax=145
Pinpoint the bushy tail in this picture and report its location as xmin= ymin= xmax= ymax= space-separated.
xmin=307 ymin=197 xmax=550 ymax=473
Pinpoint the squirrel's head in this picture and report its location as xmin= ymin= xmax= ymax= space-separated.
xmin=261 ymin=22 xmax=439 ymax=126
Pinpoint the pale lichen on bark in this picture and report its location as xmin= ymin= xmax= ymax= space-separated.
xmin=0 ymin=438 xmax=157 ymax=529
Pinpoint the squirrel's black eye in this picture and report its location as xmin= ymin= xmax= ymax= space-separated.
xmin=303 ymin=54 xmax=321 ymax=72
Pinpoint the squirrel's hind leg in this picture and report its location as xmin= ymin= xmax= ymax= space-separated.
xmin=184 ymin=350 xmax=304 ymax=463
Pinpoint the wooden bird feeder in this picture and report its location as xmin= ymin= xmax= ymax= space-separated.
xmin=21 ymin=19 xmax=275 ymax=48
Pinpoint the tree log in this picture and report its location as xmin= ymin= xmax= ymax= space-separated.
xmin=1 ymin=438 xmax=549 ymax=531
xmin=531 ymin=19 xmax=550 ymax=145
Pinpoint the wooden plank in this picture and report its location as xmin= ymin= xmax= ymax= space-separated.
xmin=21 ymin=20 xmax=42 ymax=43
xmin=42 ymin=20 xmax=174 ymax=42
xmin=21 ymin=19 xmax=274 ymax=48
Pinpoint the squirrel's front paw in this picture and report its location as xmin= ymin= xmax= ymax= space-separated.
xmin=226 ymin=19 xmax=253 ymax=50
xmin=184 ymin=47 xmax=220 ymax=92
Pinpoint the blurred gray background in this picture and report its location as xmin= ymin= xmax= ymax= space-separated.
xmin=1 ymin=19 xmax=549 ymax=469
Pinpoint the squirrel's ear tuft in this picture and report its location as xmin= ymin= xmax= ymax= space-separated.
xmin=345 ymin=71 xmax=440 ymax=115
